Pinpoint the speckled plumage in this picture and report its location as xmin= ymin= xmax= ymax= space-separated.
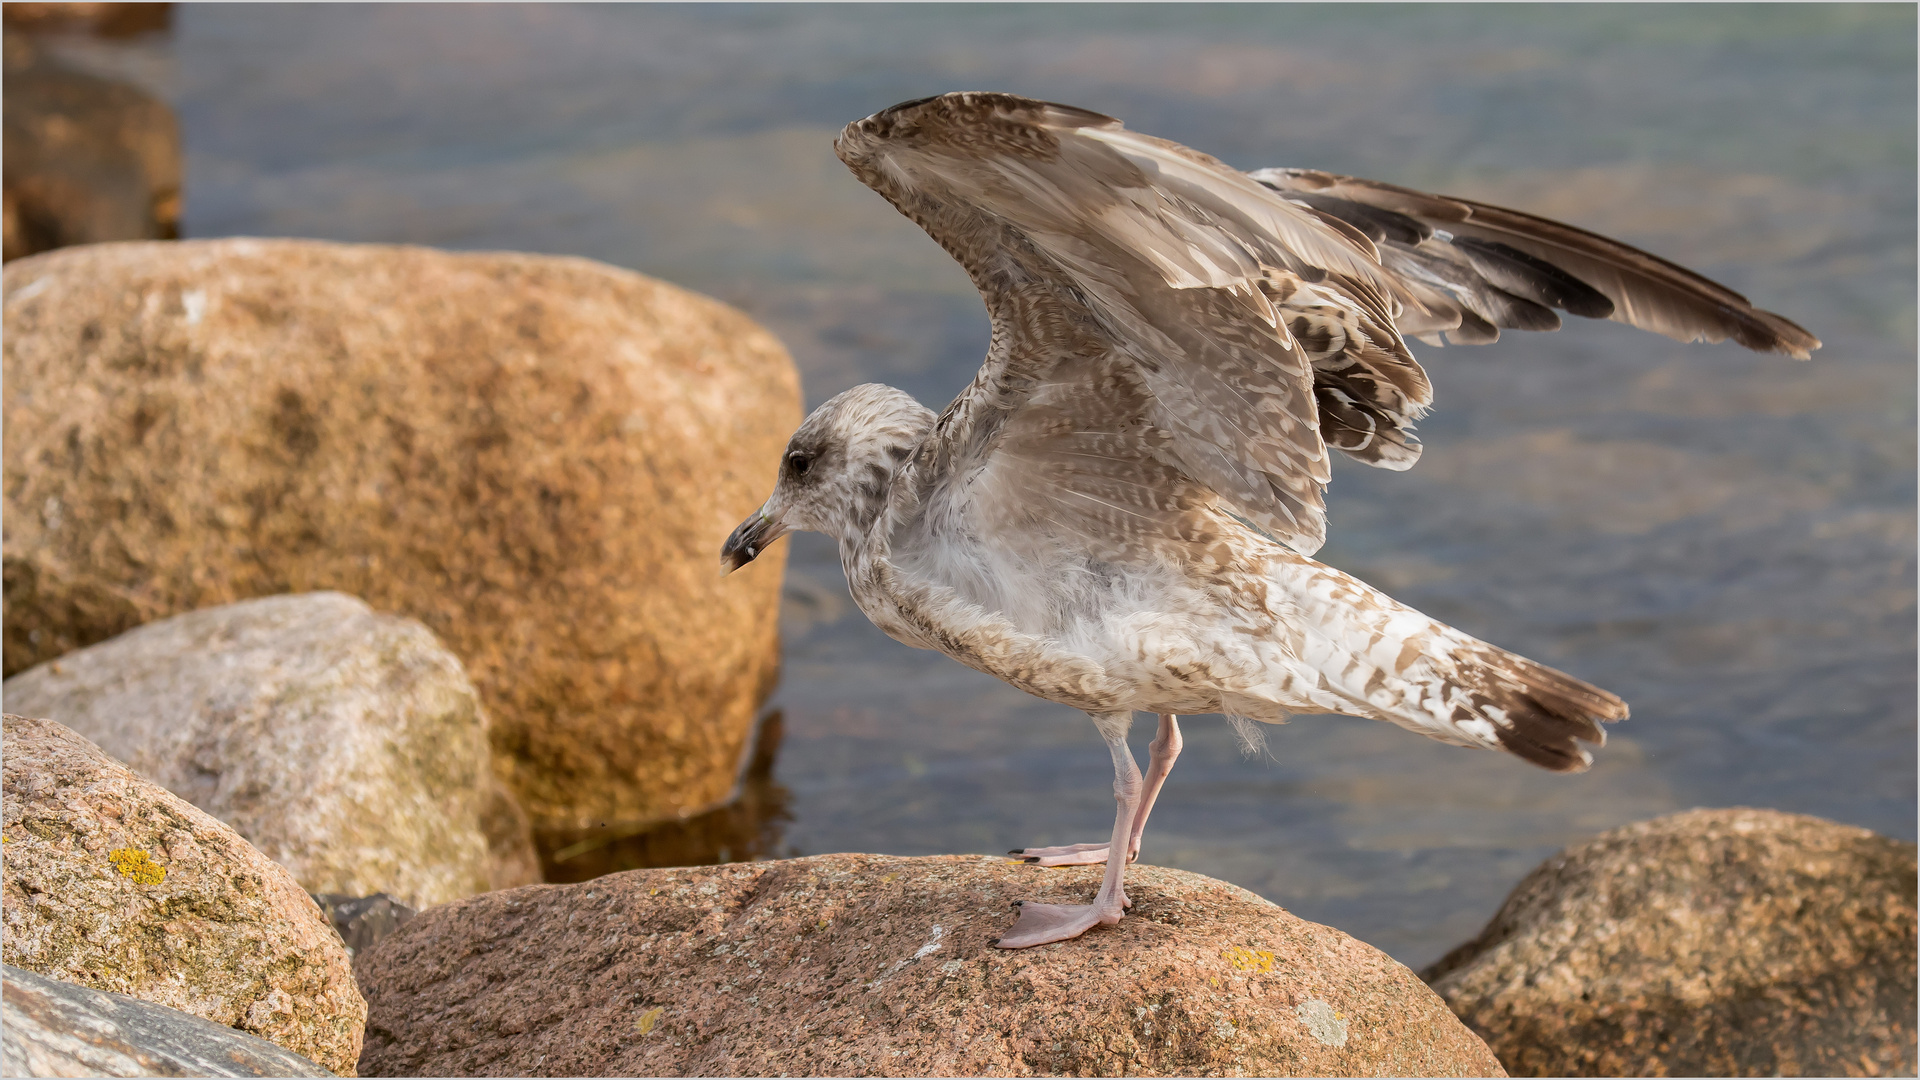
xmin=722 ymin=93 xmax=1818 ymax=947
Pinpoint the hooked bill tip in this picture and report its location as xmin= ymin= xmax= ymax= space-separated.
xmin=721 ymin=508 xmax=788 ymax=575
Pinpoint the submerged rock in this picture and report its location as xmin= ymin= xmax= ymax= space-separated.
xmin=1 ymin=32 xmax=179 ymax=261
xmin=2 ymin=964 xmax=333 ymax=1077
xmin=313 ymin=893 xmax=417 ymax=960
xmin=354 ymin=853 xmax=1503 ymax=1077
xmin=1 ymin=5 xmax=172 ymax=37
xmin=1 ymin=714 xmax=367 ymax=1075
xmin=1424 ymin=807 xmax=1918 ymax=1077
xmin=1 ymin=239 xmax=800 ymax=831
xmin=3 ymin=591 xmax=538 ymax=907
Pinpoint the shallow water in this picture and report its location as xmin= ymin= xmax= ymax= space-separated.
xmin=56 ymin=3 xmax=1917 ymax=967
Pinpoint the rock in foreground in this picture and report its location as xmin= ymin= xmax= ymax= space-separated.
xmin=1425 ymin=807 xmax=1917 ymax=1077
xmin=1 ymin=714 xmax=366 ymax=1075
xmin=355 ymin=854 xmax=1503 ymax=1077
xmin=1 ymin=239 xmax=801 ymax=830
xmin=3 ymin=592 xmax=537 ymax=907
xmin=2 ymin=964 xmax=333 ymax=1077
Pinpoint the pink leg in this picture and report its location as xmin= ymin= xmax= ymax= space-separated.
xmin=1012 ymin=714 xmax=1182 ymax=866
xmin=994 ymin=713 xmax=1141 ymax=949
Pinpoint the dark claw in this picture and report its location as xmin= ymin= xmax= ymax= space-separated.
xmin=1022 ymin=857 xmax=1039 ymax=864
xmin=1010 ymin=899 xmax=1024 ymax=908
xmin=988 ymin=938 xmax=1000 ymax=945
xmin=1008 ymin=849 xmax=1023 ymax=855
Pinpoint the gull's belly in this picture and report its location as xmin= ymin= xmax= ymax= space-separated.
xmin=1052 ymin=545 xmax=1419 ymax=721
xmin=859 ymin=532 xmax=1371 ymax=719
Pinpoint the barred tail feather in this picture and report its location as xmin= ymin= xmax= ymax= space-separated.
xmin=1448 ymin=643 xmax=1628 ymax=772
xmin=1271 ymin=554 xmax=1627 ymax=771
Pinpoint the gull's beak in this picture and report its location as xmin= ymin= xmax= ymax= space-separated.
xmin=721 ymin=506 xmax=790 ymax=575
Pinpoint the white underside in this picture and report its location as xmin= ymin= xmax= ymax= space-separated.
xmin=866 ymin=508 xmax=1507 ymax=754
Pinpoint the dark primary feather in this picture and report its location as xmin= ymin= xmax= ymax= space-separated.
xmin=1451 ymin=237 xmax=1615 ymax=319
xmin=1250 ymin=167 xmax=1821 ymax=358
xmin=1284 ymin=190 xmax=1434 ymax=246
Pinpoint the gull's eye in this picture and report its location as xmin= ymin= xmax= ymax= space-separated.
xmin=787 ymin=451 xmax=813 ymax=477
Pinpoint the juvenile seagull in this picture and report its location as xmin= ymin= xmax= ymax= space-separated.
xmin=721 ymin=93 xmax=1818 ymax=949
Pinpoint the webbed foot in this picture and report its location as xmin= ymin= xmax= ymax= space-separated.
xmin=990 ymin=897 xmax=1125 ymax=949
xmin=1008 ymin=841 xmax=1119 ymax=866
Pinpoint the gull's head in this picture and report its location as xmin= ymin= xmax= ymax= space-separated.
xmin=722 ymin=383 xmax=934 ymax=573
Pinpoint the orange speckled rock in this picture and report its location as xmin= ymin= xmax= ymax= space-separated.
xmin=1 ymin=239 xmax=800 ymax=829
xmin=1425 ymin=807 xmax=1918 ymax=1077
xmin=354 ymin=854 xmax=1503 ymax=1077
xmin=1 ymin=714 xmax=366 ymax=1075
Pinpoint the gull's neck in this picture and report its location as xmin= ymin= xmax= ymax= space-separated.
xmin=832 ymin=425 xmax=934 ymax=567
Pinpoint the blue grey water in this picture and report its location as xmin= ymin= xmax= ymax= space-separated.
xmin=62 ymin=3 xmax=1915 ymax=968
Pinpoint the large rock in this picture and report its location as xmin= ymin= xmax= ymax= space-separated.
xmin=2 ymin=591 xmax=537 ymax=908
xmin=1 ymin=713 xmax=367 ymax=1075
xmin=2 ymin=963 xmax=332 ymax=1078
xmin=1 ymin=239 xmax=802 ymax=829
xmin=355 ymin=854 xmax=1503 ymax=1077
xmin=1424 ymin=807 xmax=1918 ymax=1077
xmin=1 ymin=32 xmax=180 ymax=262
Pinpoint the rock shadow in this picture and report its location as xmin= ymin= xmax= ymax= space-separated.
xmin=535 ymin=709 xmax=793 ymax=882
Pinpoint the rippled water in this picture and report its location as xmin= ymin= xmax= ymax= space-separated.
xmin=54 ymin=3 xmax=1916 ymax=967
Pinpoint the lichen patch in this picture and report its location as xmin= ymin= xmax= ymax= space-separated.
xmin=108 ymin=847 xmax=166 ymax=885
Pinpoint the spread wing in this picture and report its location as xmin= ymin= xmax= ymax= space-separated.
xmin=1249 ymin=168 xmax=1821 ymax=358
xmin=836 ymin=92 xmax=1409 ymax=556
xmin=834 ymin=93 xmax=1819 ymax=563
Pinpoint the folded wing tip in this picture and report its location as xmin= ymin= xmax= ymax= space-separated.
xmin=1740 ymin=310 xmax=1821 ymax=360
xmin=1781 ymin=328 xmax=1822 ymax=361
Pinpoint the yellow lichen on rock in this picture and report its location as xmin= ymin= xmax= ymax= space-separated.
xmin=1223 ymin=945 xmax=1276 ymax=972
xmin=107 ymin=848 xmax=164 ymax=884
xmin=3 ymin=713 xmax=366 ymax=1074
